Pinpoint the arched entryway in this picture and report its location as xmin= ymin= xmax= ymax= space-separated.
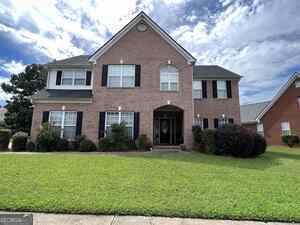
xmin=153 ymin=105 xmax=183 ymax=145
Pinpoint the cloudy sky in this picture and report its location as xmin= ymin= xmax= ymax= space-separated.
xmin=0 ymin=0 xmax=299 ymax=106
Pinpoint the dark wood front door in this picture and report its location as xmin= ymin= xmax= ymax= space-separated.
xmin=160 ymin=119 xmax=171 ymax=144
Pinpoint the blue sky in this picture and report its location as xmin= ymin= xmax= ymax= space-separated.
xmin=0 ymin=0 xmax=300 ymax=106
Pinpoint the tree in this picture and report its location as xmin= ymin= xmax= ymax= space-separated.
xmin=1 ymin=64 xmax=46 ymax=133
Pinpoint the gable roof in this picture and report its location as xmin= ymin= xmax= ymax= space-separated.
xmin=47 ymin=55 xmax=91 ymax=68
xmin=89 ymin=12 xmax=196 ymax=63
xmin=193 ymin=65 xmax=242 ymax=80
xmin=240 ymin=101 xmax=270 ymax=124
xmin=256 ymin=73 xmax=300 ymax=121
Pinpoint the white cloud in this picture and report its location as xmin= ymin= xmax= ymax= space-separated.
xmin=0 ymin=60 xmax=26 ymax=74
xmin=171 ymin=0 xmax=300 ymax=103
xmin=0 ymin=76 xmax=11 ymax=103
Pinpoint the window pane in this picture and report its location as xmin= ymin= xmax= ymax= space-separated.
xmin=63 ymin=126 xmax=76 ymax=139
xmin=62 ymin=72 xmax=73 ymax=85
xmin=106 ymin=112 xmax=119 ymax=126
xmin=121 ymin=112 xmax=134 ymax=126
xmin=193 ymin=90 xmax=202 ymax=98
xmin=160 ymin=82 xmax=169 ymax=91
xmin=122 ymin=76 xmax=135 ymax=87
xmin=49 ymin=111 xmax=62 ymax=126
xmin=64 ymin=112 xmax=77 ymax=126
xmin=108 ymin=76 xmax=121 ymax=87
xmin=160 ymin=65 xmax=178 ymax=91
xmin=74 ymin=72 xmax=86 ymax=85
xmin=108 ymin=65 xmax=122 ymax=76
xmin=193 ymin=81 xmax=202 ymax=90
xmin=217 ymin=80 xmax=226 ymax=90
xmin=170 ymin=82 xmax=178 ymax=91
xmin=218 ymin=90 xmax=227 ymax=98
xmin=122 ymin=65 xmax=135 ymax=77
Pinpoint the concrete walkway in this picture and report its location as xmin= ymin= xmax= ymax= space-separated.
xmin=0 ymin=212 xmax=298 ymax=225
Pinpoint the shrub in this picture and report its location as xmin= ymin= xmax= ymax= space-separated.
xmin=71 ymin=135 xmax=86 ymax=151
xmin=192 ymin=125 xmax=203 ymax=150
xmin=57 ymin=138 xmax=69 ymax=151
xmin=26 ymin=141 xmax=35 ymax=151
xmin=201 ymin=129 xmax=217 ymax=154
xmin=36 ymin=123 xmax=60 ymax=151
xmin=282 ymin=135 xmax=300 ymax=148
xmin=216 ymin=124 xmax=255 ymax=158
xmin=252 ymin=133 xmax=267 ymax=156
xmin=0 ymin=130 xmax=11 ymax=150
xmin=79 ymin=139 xmax=97 ymax=152
xmin=99 ymin=122 xmax=136 ymax=151
xmin=11 ymin=132 xmax=28 ymax=151
xmin=135 ymin=134 xmax=152 ymax=150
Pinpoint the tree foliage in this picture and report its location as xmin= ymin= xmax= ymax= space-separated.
xmin=1 ymin=64 xmax=46 ymax=133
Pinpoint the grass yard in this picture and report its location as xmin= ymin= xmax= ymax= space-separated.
xmin=0 ymin=146 xmax=299 ymax=222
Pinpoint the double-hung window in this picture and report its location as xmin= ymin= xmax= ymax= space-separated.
xmin=107 ymin=65 xmax=135 ymax=88
xmin=160 ymin=65 xmax=179 ymax=91
xmin=105 ymin=112 xmax=134 ymax=137
xmin=217 ymin=80 xmax=227 ymax=98
xmin=281 ymin=121 xmax=291 ymax=136
xmin=193 ymin=81 xmax=202 ymax=98
xmin=61 ymin=70 xmax=86 ymax=86
xmin=49 ymin=111 xmax=77 ymax=139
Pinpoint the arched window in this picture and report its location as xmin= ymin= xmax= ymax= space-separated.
xmin=160 ymin=65 xmax=178 ymax=91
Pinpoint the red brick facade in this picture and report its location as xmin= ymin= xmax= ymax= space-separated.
xmin=31 ymin=18 xmax=241 ymax=149
xmin=260 ymin=77 xmax=300 ymax=145
xmin=194 ymin=80 xmax=241 ymax=127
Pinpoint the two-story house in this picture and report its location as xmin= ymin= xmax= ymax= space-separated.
xmin=31 ymin=12 xmax=241 ymax=148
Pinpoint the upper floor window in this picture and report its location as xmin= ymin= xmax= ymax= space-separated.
xmin=49 ymin=111 xmax=77 ymax=139
xmin=55 ymin=70 xmax=91 ymax=87
xmin=217 ymin=80 xmax=227 ymax=98
xmin=295 ymin=81 xmax=300 ymax=88
xmin=107 ymin=65 xmax=135 ymax=88
xmin=281 ymin=121 xmax=291 ymax=136
xmin=160 ymin=65 xmax=178 ymax=91
xmin=298 ymin=97 xmax=300 ymax=107
xmin=193 ymin=81 xmax=202 ymax=98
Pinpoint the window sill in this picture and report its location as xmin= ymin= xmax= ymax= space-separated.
xmin=106 ymin=87 xmax=138 ymax=89
xmin=160 ymin=90 xmax=179 ymax=93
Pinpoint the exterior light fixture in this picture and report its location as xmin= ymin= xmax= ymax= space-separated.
xmin=118 ymin=106 xmax=122 ymax=111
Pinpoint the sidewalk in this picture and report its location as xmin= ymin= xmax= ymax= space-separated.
xmin=1 ymin=212 xmax=298 ymax=225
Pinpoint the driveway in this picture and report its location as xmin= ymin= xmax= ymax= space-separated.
xmin=0 ymin=212 xmax=298 ymax=225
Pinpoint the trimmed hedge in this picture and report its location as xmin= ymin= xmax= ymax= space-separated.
xmin=193 ymin=124 xmax=267 ymax=158
xmin=79 ymin=139 xmax=97 ymax=152
xmin=282 ymin=135 xmax=300 ymax=148
xmin=36 ymin=124 xmax=60 ymax=151
xmin=26 ymin=141 xmax=35 ymax=151
xmin=57 ymin=138 xmax=69 ymax=151
xmin=135 ymin=134 xmax=152 ymax=150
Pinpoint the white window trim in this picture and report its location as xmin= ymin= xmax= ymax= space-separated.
xmin=257 ymin=123 xmax=264 ymax=136
xmin=295 ymin=81 xmax=300 ymax=88
xmin=107 ymin=65 xmax=135 ymax=88
xmin=217 ymin=80 xmax=227 ymax=99
xmin=60 ymin=70 xmax=87 ymax=87
xmin=193 ymin=80 xmax=202 ymax=99
xmin=160 ymin=65 xmax=179 ymax=91
xmin=105 ymin=112 xmax=134 ymax=137
xmin=49 ymin=111 xmax=77 ymax=139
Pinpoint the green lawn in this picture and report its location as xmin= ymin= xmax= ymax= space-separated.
xmin=0 ymin=147 xmax=299 ymax=222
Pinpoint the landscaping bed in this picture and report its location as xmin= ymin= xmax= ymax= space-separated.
xmin=0 ymin=146 xmax=299 ymax=222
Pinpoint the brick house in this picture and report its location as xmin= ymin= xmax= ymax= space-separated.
xmin=31 ymin=12 xmax=242 ymax=148
xmin=241 ymin=73 xmax=300 ymax=145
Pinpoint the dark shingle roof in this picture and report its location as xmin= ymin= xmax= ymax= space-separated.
xmin=240 ymin=101 xmax=270 ymax=123
xmin=32 ymin=89 xmax=93 ymax=101
xmin=193 ymin=65 xmax=242 ymax=80
xmin=47 ymin=55 xmax=90 ymax=67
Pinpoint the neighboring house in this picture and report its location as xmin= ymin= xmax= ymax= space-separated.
xmin=241 ymin=73 xmax=300 ymax=145
xmin=31 ymin=12 xmax=241 ymax=148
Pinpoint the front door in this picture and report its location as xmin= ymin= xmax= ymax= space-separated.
xmin=160 ymin=119 xmax=171 ymax=144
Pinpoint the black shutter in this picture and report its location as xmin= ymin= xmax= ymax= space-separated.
xmin=42 ymin=111 xmax=49 ymax=124
xmin=214 ymin=118 xmax=219 ymax=129
xmin=202 ymin=80 xmax=207 ymax=98
xmin=212 ymin=80 xmax=218 ymax=98
xmin=135 ymin=65 xmax=141 ymax=87
xmin=99 ymin=112 xmax=106 ymax=139
xmin=203 ymin=118 xmax=209 ymax=129
xmin=56 ymin=71 xmax=62 ymax=85
xmin=226 ymin=80 xmax=232 ymax=98
xmin=228 ymin=118 xmax=234 ymax=124
xmin=101 ymin=65 xmax=108 ymax=86
xmin=76 ymin=112 xmax=83 ymax=136
xmin=134 ymin=112 xmax=140 ymax=140
xmin=86 ymin=71 xmax=92 ymax=86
